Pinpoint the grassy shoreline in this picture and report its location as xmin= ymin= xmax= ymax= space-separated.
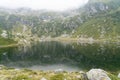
xmin=0 ymin=44 xmax=18 ymax=48
xmin=0 ymin=37 xmax=18 ymax=48
xmin=40 ymin=37 xmax=120 ymax=43
xmin=0 ymin=66 xmax=119 ymax=80
xmin=0 ymin=37 xmax=119 ymax=48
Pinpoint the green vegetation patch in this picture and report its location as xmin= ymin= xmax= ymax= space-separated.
xmin=0 ymin=37 xmax=16 ymax=45
xmin=50 ymin=74 xmax=65 ymax=80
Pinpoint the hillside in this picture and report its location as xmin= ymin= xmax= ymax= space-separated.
xmin=0 ymin=28 xmax=16 ymax=46
xmin=0 ymin=0 xmax=120 ymax=42
xmin=74 ymin=8 xmax=120 ymax=39
xmin=75 ymin=0 xmax=120 ymax=39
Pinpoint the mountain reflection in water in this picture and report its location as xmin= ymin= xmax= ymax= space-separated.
xmin=0 ymin=41 xmax=120 ymax=72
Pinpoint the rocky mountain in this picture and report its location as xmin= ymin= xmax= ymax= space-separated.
xmin=0 ymin=0 xmax=120 ymax=43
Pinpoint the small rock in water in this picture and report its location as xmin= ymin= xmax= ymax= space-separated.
xmin=3 ymin=52 xmax=7 ymax=55
xmin=86 ymin=69 xmax=111 ymax=80
xmin=0 ymin=65 xmax=5 ymax=69
xmin=41 ymin=77 xmax=47 ymax=80
xmin=54 ymin=69 xmax=64 ymax=73
xmin=15 ymin=68 xmax=20 ymax=71
xmin=118 ymin=73 xmax=120 ymax=78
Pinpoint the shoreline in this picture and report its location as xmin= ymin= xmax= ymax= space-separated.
xmin=0 ymin=44 xmax=18 ymax=48
xmin=39 ymin=37 xmax=120 ymax=43
xmin=0 ymin=37 xmax=119 ymax=48
xmin=0 ymin=65 xmax=119 ymax=80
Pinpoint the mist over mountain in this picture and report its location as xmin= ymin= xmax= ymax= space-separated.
xmin=0 ymin=0 xmax=120 ymax=43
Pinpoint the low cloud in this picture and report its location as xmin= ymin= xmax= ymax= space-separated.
xmin=0 ymin=0 xmax=89 ymax=11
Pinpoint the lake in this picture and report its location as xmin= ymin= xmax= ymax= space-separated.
xmin=0 ymin=41 xmax=120 ymax=72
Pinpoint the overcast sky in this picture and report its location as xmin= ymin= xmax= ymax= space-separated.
xmin=0 ymin=0 xmax=89 ymax=11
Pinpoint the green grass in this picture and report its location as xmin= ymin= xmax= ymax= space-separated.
xmin=12 ymin=75 xmax=33 ymax=80
xmin=0 ymin=66 xmax=119 ymax=80
xmin=50 ymin=74 xmax=65 ymax=80
xmin=108 ymin=73 xmax=120 ymax=80
xmin=0 ymin=37 xmax=16 ymax=45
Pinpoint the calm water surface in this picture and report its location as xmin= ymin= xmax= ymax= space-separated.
xmin=0 ymin=41 xmax=120 ymax=72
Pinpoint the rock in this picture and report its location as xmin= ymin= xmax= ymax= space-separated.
xmin=3 ymin=52 xmax=7 ymax=55
xmin=118 ymin=73 xmax=120 ymax=78
xmin=79 ymin=71 xmax=85 ymax=74
xmin=41 ymin=77 xmax=47 ymax=80
xmin=0 ymin=67 xmax=2 ymax=70
xmin=29 ymin=75 xmax=33 ymax=78
xmin=0 ymin=65 xmax=5 ymax=69
xmin=81 ymin=73 xmax=89 ymax=80
xmin=15 ymin=68 xmax=20 ymax=71
xmin=76 ymin=75 xmax=81 ymax=78
xmin=54 ymin=69 xmax=64 ymax=73
xmin=86 ymin=69 xmax=111 ymax=80
xmin=78 ymin=71 xmax=88 ymax=80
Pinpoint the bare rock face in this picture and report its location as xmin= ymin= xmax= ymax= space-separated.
xmin=86 ymin=69 xmax=111 ymax=80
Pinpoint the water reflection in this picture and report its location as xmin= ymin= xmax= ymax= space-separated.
xmin=0 ymin=41 xmax=120 ymax=72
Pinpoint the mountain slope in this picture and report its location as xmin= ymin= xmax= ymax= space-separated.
xmin=0 ymin=0 xmax=120 ymax=42
xmin=74 ymin=0 xmax=120 ymax=40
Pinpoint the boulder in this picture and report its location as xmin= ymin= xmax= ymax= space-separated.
xmin=86 ymin=69 xmax=111 ymax=80
xmin=118 ymin=73 xmax=120 ymax=78
xmin=41 ymin=77 xmax=47 ymax=80
xmin=0 ymin=65 xmax=6 ymax=70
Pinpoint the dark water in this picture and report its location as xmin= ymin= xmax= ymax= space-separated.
xmin=0 ymin=41 xmax=120 ymax=72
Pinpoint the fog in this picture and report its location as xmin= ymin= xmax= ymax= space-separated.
xmin=0 ymin=0 xmax=89 ymax=11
